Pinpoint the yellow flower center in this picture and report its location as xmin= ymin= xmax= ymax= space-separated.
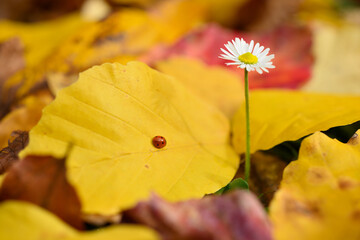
xmin=238 ymin=52 xmax=258 ymax=64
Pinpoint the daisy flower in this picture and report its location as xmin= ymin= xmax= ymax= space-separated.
xmin=219 ymin=38 xmax=275 ymax=74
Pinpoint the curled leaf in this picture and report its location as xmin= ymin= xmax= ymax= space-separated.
xmin=0 ymin=131 xmax=28 ymax=174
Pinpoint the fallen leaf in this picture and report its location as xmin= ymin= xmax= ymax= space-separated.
xmin=232 ymin=90 xmax=360 ymax=154
xmin=302 ymin=23 xmax=360 ymax=94
xmin=156 ymin=57 xmax=244 ymax=118
xmin=124 ymin=190 xmax=272 ymax=240
xmin=20 ymin=61 xmax=239 ymax=215
xmin=270 ymin=130 xmax=360 ymax=240
xmin=0 ymin=153 xmax=83 ymax=230
xmin=0 ymin=131 xmax=28 ymax=174
xmin=0 ymin=90 xmax=53 ymax=148
xmin=0 ymin=201 xmax=159 ymax=240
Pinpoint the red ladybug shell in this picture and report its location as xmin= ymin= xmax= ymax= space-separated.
xmin=152 ymin=136 xmax=166 ymax=149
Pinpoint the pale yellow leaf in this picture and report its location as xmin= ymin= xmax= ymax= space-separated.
xmin=302 ymin=23 xmax=360 ymax=94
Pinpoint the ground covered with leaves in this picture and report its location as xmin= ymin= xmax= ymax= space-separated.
xmin=1 ymin=0 xmax=360 ymax=239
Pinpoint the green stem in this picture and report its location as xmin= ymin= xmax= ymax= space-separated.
xmin=244 ymin=69 xmax=251 ymax=182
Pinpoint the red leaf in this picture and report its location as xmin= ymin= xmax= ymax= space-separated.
xmin=124 ymin=190 xmax=272 ymax=240
xmin=141 ymin=24 xmax=313 ymax=89
xmin=0 ymin=153 xmax=83 ymax=230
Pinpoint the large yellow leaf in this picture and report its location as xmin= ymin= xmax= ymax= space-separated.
xmin=269 ymin=131 xmax=360 ymax=240
xmin=21 ymin=61 xmax=238 ymax=214
xmin=232 ymin=90 xmax=360 ymax=154
xmin=156 ymin=57 xmax=244 ymax=118
xmin=0 ymin=201 xmax=159 ymax=240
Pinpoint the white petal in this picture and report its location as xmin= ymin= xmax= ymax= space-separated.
xmin=265 ymin=64 xmax=275 ymax=68
xmin=248 ymin=40 xmax=254 ymax=53
xmin=261 ymin=67 xmax=269 ymax=73
xmin=220 ymin=48 xmax=231 ymax=56
xmin=241 ymin=39 xmax=248 ymax=53
xmin=224 ymin=43 xmax=237 ymax=57
xmin=256 ymin=67 xmax=263 ymax=74
xmin=231 ymin=40 xmax=241 ymax=55
xmin=263 ymin=54 xmax=274 ymax=62
xmin=258 ymin=48 xmax=270 ymax=58
xmin=254 ymin=46 xmax=264 ymax=55
xmin=219 ymin=55 xmax=236 ymax=61
xmin=233 ymin=38 xmax=241 ymax=54
xmin=219 ymin=52 xmax=237 ymax=59
xmin=225 ymin=62 xmax=242 ymax=66
xmin=253 ymin=43 xmax=260 ymax=55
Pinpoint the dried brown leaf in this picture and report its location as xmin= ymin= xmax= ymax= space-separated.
xmin=0 ymin=131 xmax=28 ymax=174
xmin=0 ymin=153 xmax=83 ymax=230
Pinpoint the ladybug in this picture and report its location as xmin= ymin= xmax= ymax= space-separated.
xmin=152 ymin=136 xmax=166 ymax=149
